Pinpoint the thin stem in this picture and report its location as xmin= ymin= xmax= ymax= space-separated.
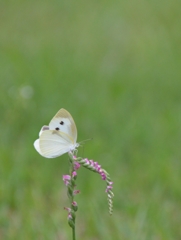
xmin=72 ymin=227 xmax=76 ymax=240
xmin=68 ymin=154 xmax=76 ymax=240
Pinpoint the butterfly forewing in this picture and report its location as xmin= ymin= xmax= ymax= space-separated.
xmin=49 ymin=108 xmax=77 ymax=144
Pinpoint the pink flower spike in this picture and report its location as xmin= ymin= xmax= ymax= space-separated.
xmin=63 ymin=175 xmax=71 ymax=186
xmin=97 ymin=165 xmax=101 ymax=172
xmin=64 ymin=207 xmax=73 ymax=220
xmin=89 ymin=160 xmax=94 ymax=166
xmin=105 ymin=185 xmax=113 ymax=193
xmin=64 ymin=207 xmax=71 ymax=212
xmin=85 ymin=158 xmax=89 ymax=164
xmin=73 ymin=190 xmax=80 ymax=195
xmin=63 ymin=175 xmax=71 ymax=180
xmin=100 ymin=172 xmax=106 ymax=180
xmin=94 ymin=162 xmax=101 ymax=171
xmin=94 ymin=160 xmax=100 ymax=169
xmin=74 ymin=161 xmax=80 ymax=170
xmin=72 ymin=171 xmax=77 ymax=177
xmin=72 ymin=201 xmax=77 ymax=207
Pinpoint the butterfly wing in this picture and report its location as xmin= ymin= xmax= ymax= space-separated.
xmin=48 ymin=108 xmax=77 ymax=144
xmin=34 ymin=108 xmax=78 ymax=158
xmin=34 ymin=130 xmax=75 ymax=158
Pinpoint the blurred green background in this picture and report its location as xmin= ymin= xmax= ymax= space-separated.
xmin=1 ymin=0 xmax=181 ymax=239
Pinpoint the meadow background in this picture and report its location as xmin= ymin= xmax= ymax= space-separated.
xmin=1 ymin=0 xmax=181 ymax=239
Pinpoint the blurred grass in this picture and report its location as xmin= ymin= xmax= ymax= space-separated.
xmin=1 ymin=0 xmax=181 ymax=239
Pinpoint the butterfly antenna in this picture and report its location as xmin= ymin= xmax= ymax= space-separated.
xmin=78 ymin=138 xmax=93 ymax=158
xmin=79 ymin=138 xmax=93 ymax=146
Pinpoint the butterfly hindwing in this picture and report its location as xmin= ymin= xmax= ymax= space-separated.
xmin=38 ymin=130 xmax=73 ymax=158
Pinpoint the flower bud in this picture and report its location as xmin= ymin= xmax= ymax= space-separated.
xmin=72 ymin=201 xmax=78 ymax=211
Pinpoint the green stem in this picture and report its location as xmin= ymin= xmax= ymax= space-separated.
xmin=72 ymin=227 xmax=76 ymax=240
xmin=68 ymin=154 xmax=76 ymax=240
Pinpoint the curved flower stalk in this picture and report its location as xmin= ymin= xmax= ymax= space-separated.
xmin=63 ymin=152 xmax=114 ymax=240
xmin=68 ymin=152 xmax=114 ymax=215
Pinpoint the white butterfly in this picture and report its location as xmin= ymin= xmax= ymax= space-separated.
xmin=34 ymin=108 xmax=79 ymax=158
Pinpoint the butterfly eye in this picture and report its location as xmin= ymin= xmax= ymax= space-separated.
xmin=60 ymin=121 xmax=64 ymax=125
xmin=55 ymin=127 xmax=59 ymax=130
